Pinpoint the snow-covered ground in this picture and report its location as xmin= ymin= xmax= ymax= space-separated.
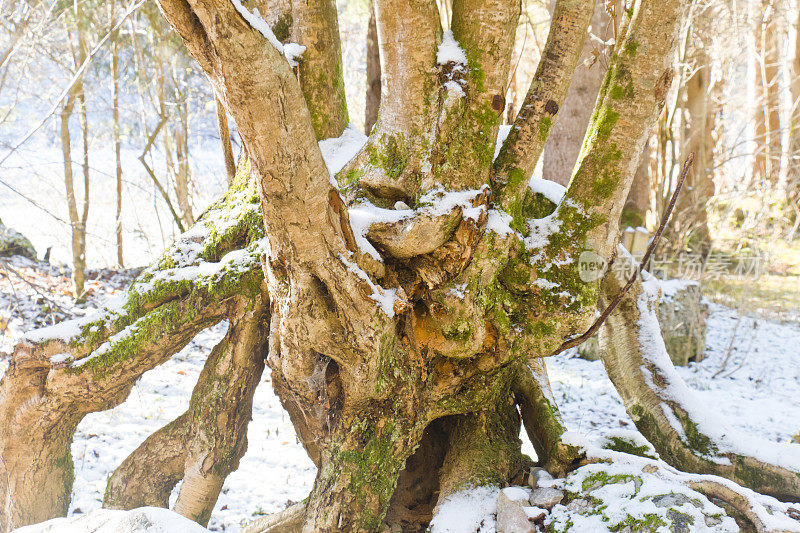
xmin=2 ymin=254 xmax=799 ymax=531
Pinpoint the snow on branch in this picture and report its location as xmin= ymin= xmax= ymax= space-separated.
xmin=229 ymin=0 xmax=306 ymax=67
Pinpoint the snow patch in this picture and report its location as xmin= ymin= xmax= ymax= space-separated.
xmin=529 ymin=177 xmax=566 ymax=205
xmin=14 ymin=506 xmax=208 ymax=533
xmin=635 ymin=266 xmax=800 ymax=472
xmin=318 ymin=124 xmax=368 ymax=178
xmin=437 ymin=30 xmax=469 ymax=66
xmin=429 ymin=485 xmax=499 ymax=533
xmin=485 ymin=209 xmax=516 ymax=237
xmin=340 ymin=254 xmax=397 ymax=317
xmin=347 ymin=187 xmax=487 ymax=262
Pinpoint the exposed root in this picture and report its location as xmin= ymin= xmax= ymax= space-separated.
xmin=598 ymin=248 xmax=800 ymax=501
xmin=104 ymin=414 xmax=191 ymax=509
xmin=106 ymin=296 xmax=268 ymax=527
xmin=0 ymin=183 xmax=266 ymax=531
xmin=514 ymin=359 xmax=584 ymax=477
xmin=241 ymin=500 xmax=306 ymax=533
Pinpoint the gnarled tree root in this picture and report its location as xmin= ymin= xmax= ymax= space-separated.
xmin=598 ymin=248 xmax=800 ymax=502
xmin=241 ymin=501 xmax=306 ymax=533
xmin=105 ymin=296 xmax=269 ymax=526
xmin=514 ymin=358 xmax=585 ymax=477
xmin=0 ymin=184 xmax=266 ymax=531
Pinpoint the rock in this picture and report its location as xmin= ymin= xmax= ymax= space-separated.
xmin=497 ymin=490 xmax=535 ymax=533
xmin=667 ymin=509 xmax=692 ymax=533
xmin=566 ymin=498 xmax=589 ymax=512
xmin=529 ymin=487 xmax=564 ymax=509
xmin=653 ymin=493 xmax=690 ymax=508
xmin=0 ymin=219 xmax=36 ymax=260
xmin=578 ymin=279 xmax=706 ymax=365
xmin=526 ymin=467 xmax=554 ymax=489
xmin=704 ymin=514 xmax=723 ymax=527
xmin=657 ymin=280 xmax=707 ymax=366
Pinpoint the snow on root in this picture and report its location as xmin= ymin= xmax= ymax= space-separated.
xmin=637 ymin=267 xmax=800 ymax=472
xmin=14 ymin=507 xmax=208 ymax=533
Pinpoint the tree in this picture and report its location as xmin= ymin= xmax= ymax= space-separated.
xmin=60 ymin=0 xmax=93 ymax=299
xmin=2 ymin=0 xmax=800 ymax=532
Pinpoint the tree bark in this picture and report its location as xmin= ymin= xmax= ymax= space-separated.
xmin=291 ymin=0 xmax=349 ymax=139
xmin=112 ymin=11 xmax=124 ymax=268
xmin=622 ymin=140 xmax=651 ymax=229
xmin=672 ymin=49 xmax=714 ymax=254
xmin=364 ymin=0 xmax=380 ymax=135
xmin=542 ymin=0 xmax=612 ymax=186
xmin=2 ymin=0 xmax=709 ymax=530
xmin=492 ymin=0 xmax=595 ymax=221
xmin=750 ymin=0 xmax=782 ymax=188
xmin=0 ymin=180 xmax=265 ymax=531
xmin=215 ymin=95 xmax=237 ymax=183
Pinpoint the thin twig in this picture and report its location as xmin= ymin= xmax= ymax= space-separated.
xmin=0 ymin=258 xmax=68 ymax=313
xmin=712 ymin=314 xmax=741 ymax=378
xmin=551 ymin=152 xmax=695 ymax=356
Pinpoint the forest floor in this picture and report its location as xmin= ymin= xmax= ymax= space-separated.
xmin=2 ymin=253 xmax=799 ymax=531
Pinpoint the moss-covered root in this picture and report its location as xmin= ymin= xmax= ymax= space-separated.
xmin=599 ymin=250 xmax=800 ymax=501
xmin=513 ymin=359 xmax=584 ymax=477
xmin=300 ymin=415 xmax=423 ymax=533
xmin=104 ymin=413 xmax=191 ymax=510
xmin=434 ymin=399 xmax=530 ymax=505
xmin=173 ymin=297 xmax=268 ymax=526
xmin=0 ymin=292 xmax=229 ymax=532
xmin=104 ymin=297 xmax=268 ymax=526
xmin=0 ymin=183 xmax=265 ymax=531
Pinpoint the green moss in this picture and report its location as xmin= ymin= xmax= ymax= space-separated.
xmin=271 ymin=13 xmax=292 ymax=42
xmin=625 ymin=40 xmax=639 ymax=57
xmin=538 ymin=116 xmax=553 ymax=142
xmin=609 ymin=514 xmax=667 ymax=532
xmin=596 ymin=107 xmax=620 ymax=141
xmin=335 ymin=417 xmax=410 ymax=530
xmin=602 ymin=436 xmax=657 ymax=459
xmin=581 ymin=471 xmax=638 ymax=493
xmin=442 ymin=319 xmax=474 ymax=343
xmin=676 ymin=411 xmax=718 ymax=456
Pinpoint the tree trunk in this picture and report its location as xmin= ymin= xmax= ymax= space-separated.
xmin=672 ymin=49 xmax=715 ymax=255
xmin=112 ymin=15 xmax=123 ymax=268
xmin=787 ymin=0 xmax=800 ymax=232
xmin=751 ymin=0 xmax=781 ymax=189
xmin=598 ymin=249 xmax=800 ymax=501
xmin=364 ymin=0 xmax=380 ymax=135
xmin=173 ymin=102 xmax=194 ymax=228
xmin=0 ymin=178 xmax=265 ymax=531
xmin=61 ymin=7 xmax=91 ymax=300
xmin=10 ymin=1 xmax=797 ymax=532
xmin=542 ymin=0 xmax=612 ymax=186
xmin=622 ymin=140 xmax=651 ymax=229
xmin=215 ymin=95 xmax=237 ymax=183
